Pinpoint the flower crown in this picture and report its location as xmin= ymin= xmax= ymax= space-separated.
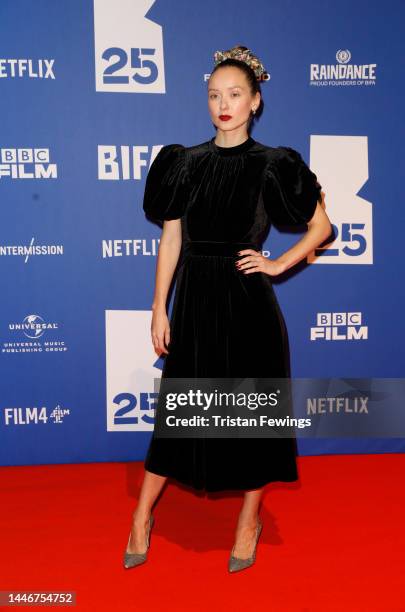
xmin=213 ymin=47 xmax=269 ymax=80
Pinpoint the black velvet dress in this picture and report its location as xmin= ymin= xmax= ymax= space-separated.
xmin=142 ymin=135 xmax=322 ymax=492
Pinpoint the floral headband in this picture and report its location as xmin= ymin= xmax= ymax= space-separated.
xmin=213 ymin=48 xmax=269 ymax=80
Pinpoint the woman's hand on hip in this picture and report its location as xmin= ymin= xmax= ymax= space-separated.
xmin=236 ymin=249 xmax=287 ymax=276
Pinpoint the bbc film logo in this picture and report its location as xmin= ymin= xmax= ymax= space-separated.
xmin=310 ymin=312 xmax=368 ymax=341
xmin=0 ymin=148 xmax=57 ymax=179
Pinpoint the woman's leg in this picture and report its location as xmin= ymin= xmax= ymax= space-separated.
xmin=232 ymin=488 xmax=263 ymax=558
xmin=126 ymin=470 xmax=167 ymax=553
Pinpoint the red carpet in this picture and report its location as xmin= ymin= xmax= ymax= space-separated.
xmin=1 ymin=454 xmax=404 ymax=611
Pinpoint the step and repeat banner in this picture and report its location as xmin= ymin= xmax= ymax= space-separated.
xmin=1 ymin=0 xmax=404 ymax=466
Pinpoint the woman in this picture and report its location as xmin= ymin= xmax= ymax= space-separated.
xmin=124 ymin=46 xmax=332 ymax=572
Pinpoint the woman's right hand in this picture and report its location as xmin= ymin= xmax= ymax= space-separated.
xmin=151 ymin=307 xmax=171 ymax=356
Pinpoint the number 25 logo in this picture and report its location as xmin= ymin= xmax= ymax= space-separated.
xmin=316 ymin=223 xmax=367 ymax=257
xmin=102 ymin=47 xmax=157 ymax=85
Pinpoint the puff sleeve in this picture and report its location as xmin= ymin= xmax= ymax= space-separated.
xmin=262 ymin=146 xmax=322 ymax=227
xmin=143 ymin=143 xmax=189 ymax=227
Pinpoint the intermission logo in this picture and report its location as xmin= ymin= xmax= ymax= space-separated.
xmin=0 ymin=237 xmax=63 ymax=262
xmin=93 ymin=0 xmax=165 ymax=93
xmin=102 ymin=238 xmax=160 ymax=258
xmin=310 ymin=312 xmax=368 ymax=341
xmin=3 ymin=404 xmax=70 ymax=426
xmin=310 ymin=50 xmax=377 ymax=87
xmin=3 ymin=314 xmax=68 ymax=353
xmin=0 ymin=148 xmax=57 ymax=179
xmin=0 ymin=58 xmax=55 ymax=79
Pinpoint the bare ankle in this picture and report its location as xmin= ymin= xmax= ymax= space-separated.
xmin=236 ymin=515 xmax=259 ymax=530
xmin=132 ymin=510 xmax=151 ymax=525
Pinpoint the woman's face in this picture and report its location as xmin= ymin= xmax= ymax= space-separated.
xmin=208 ymin=66 xmax=260 ymax=133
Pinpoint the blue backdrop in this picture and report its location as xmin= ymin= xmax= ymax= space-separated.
xmin=1 ymin=0 xmax=404 ymax=466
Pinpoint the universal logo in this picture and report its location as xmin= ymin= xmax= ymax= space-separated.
xmin=0 ymin=148 xmax=57 ymax=179
xmin=3 ymin=314 xmax=68 ymax=353
xmin=3 ymin=404 xmax=70 ymax=426
xmin=0 ymin=237 xmax=64 ymax=262
xmin=310 ymin=312 xmax=368 ymax=341
xmin=10 ymin=314 xmax=58 ymax=339
xmin=0 ymin=58 xmax=55 ymax=79
xmin=310 ymin=50 xmax=376 ymax=86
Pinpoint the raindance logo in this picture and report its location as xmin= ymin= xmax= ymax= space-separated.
xmin=310 ymin=50 xmax=376 ymax=87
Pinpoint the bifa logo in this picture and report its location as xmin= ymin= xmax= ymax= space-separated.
xmin=97 ymin=144 xmax=151 ymax=179
xmin=307 ymin=135 xmax=373 ymax=265
xmin=0 ymin=148 xmax=57 ymax=180
xmin=310 ymin=312 xmax=368 ymax=341
xmin=93 ymin=0 xmax=165 ymax=93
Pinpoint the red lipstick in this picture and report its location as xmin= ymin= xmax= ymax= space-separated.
xmin=219 ymin=115 xmax=232 ymax=121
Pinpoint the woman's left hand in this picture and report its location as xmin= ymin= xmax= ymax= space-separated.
xmin=236 ymin=249 xmax=286 ymax=276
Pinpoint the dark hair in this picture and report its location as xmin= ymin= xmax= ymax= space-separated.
xmin=209 ymin=47 xmax=264 ymax=126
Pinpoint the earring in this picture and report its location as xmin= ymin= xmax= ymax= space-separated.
xmin=252 ymin=108 xmax=256 ymax=114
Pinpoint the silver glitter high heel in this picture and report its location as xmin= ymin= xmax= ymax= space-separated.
xmin=123 ymin=515 xmax=154 ymax=569
xmin=228 ymin=518 xmax=263 ymax=573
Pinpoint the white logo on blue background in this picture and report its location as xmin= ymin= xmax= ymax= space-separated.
xmin=0 ymin=148 xmax=57 ymax=179
xmin=94 ymin=0 xmax=165 ymax=93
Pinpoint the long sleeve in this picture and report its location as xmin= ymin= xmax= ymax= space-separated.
xmin=262 ymin=146 xmax=322 ymax=227
xmin=143 ymin=143 xmax=189 ymax=227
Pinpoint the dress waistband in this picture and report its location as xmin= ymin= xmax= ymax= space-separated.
xmin=182 ymin=240 xmax=260 ymax=258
